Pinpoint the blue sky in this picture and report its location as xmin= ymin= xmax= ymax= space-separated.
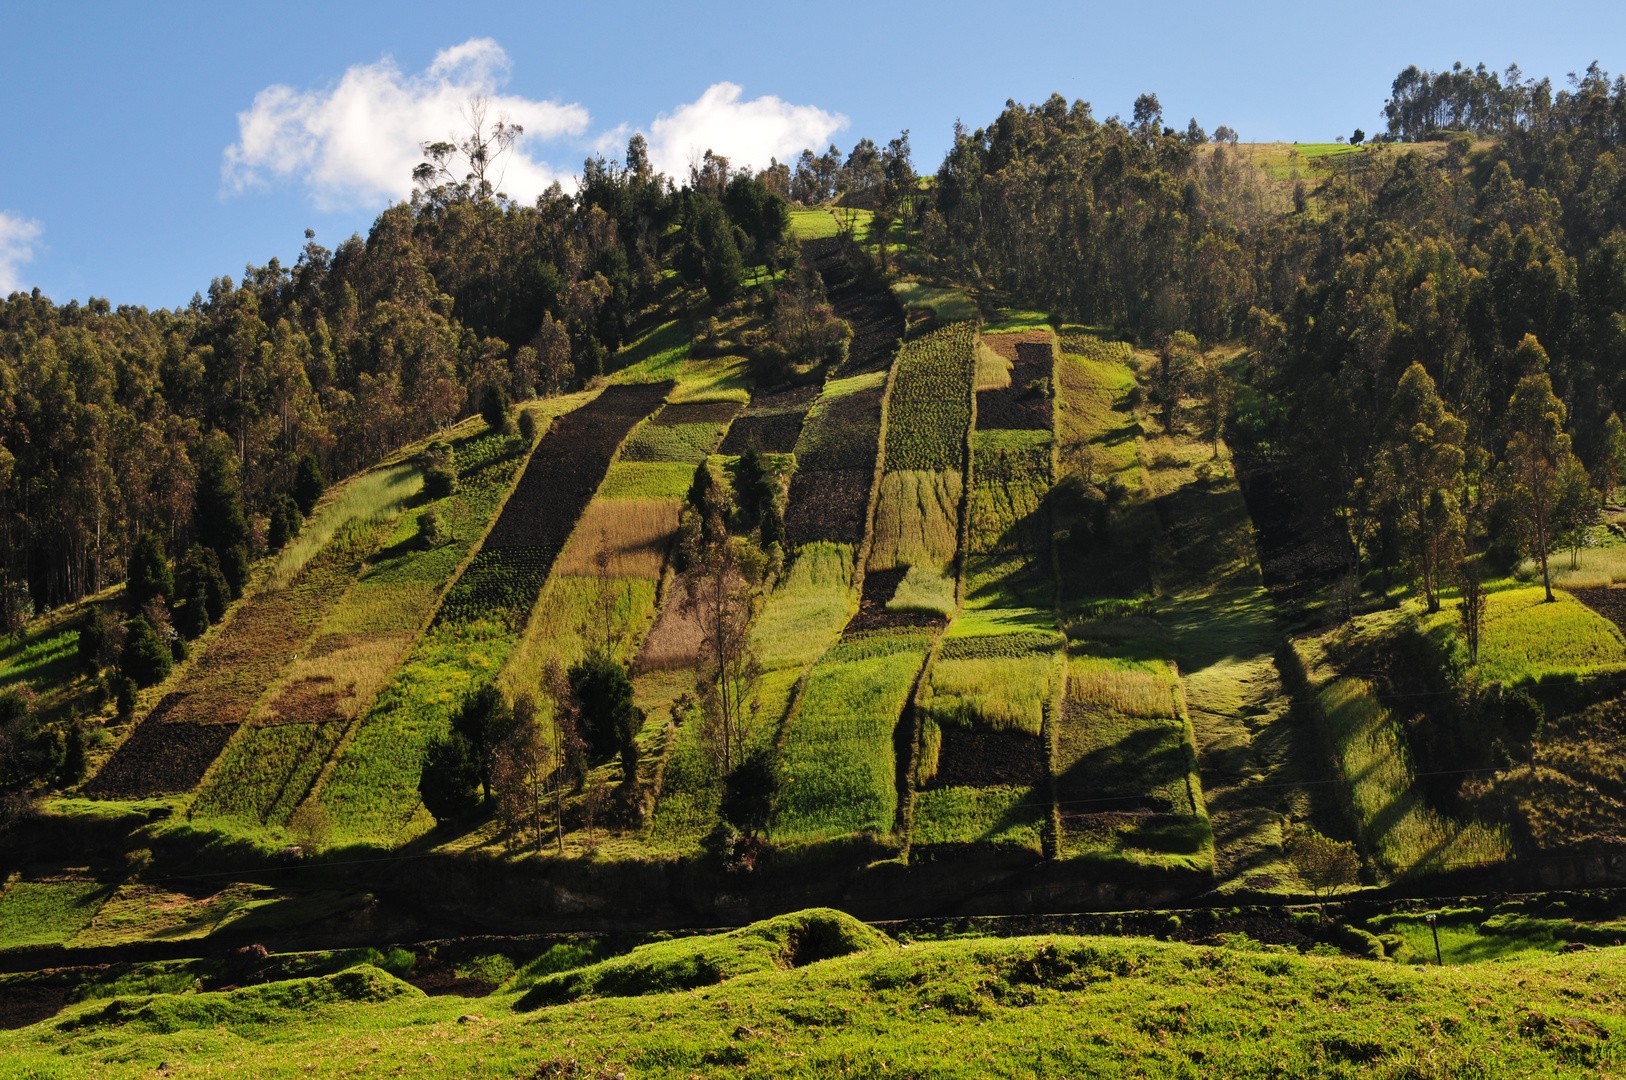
xmin=2 ymin=0 xmax=1621 ymax=308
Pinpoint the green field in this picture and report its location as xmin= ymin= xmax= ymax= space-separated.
xmin=892 ymin=281 xmax=979 ymax=322
xmin=1426 ymin=585 xmax=1626 ymax=683
xmin=787 ymin=208 xmax=841 ymax=239
xmin=882 ymin=321 xmax=977 ymax=472
xmin=751 ymin=542 xmax=856 ymax=672
xmin=774 ymin=629 xmax=932 ymax=840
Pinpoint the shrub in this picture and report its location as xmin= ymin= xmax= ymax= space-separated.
xmin=518 ymin=408 xmax=537 ymax=444
xmin=119 ymin=615 xmax=171 ymax=689
xmin=420 ymin=441 xmax=458 ymax=500
xmin=115 ymin=677 xmax=138 ymax=717
xmin=267 ymin=494 xmax=303 ymax=552
xmin=176 ymin=545 xmax=228 ymax=636
xmin=722 ymin=749 xmax=779 ymax=837
xmin=418 ymin=731 xmax=481 ymax=823
xmin=481 ymin=384 xmax=513 ymax=434
xmin=568 ymin=656 xmax=641 ymax=773
xmin=57 ymin=719 xmax=85 ymax=786
xmin=77 ymin=607 xmax=119 ymax=674
xmin=219 ymin=544 xmax=249 ymax=600
xmin=294 ymin=453 xmax=326 ymax=516
xmin=416 ymin=509 xmax=442 ymax=549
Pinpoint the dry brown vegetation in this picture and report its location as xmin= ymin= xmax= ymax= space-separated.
xmin=554 ymin=500 xmax=681 ymax=579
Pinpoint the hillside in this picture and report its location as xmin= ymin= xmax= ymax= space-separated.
xmin=7 ymin=201 xmax=1626 ymax=926
xmin=7 ymin=57 xmax=1626 ymax=1072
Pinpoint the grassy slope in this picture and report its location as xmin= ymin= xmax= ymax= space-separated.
xmin=1293 ymin=602 xmax=1536 ymax=879
xmin=1425 ymin=585 xmax=1626 ymax=684
xmin=4 ymin=924 xmax=1622 ymax=1078
xmin=1042 ymin=333 xmax=1220 ymax=873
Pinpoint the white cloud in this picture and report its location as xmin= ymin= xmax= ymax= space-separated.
xmin=644 ymin=83 xmax=847 ymax=178
xmin=0 ymin=212 xmax=42 ymax=295
xmin=223 ymin=38 xmax=590 ymax=209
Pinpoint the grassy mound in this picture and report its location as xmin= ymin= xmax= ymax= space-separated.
xmin=515 ymin=909 xmax=891 ymax=1008
xmin=6 ymin=930 xmax=1624 ymax=1077
xmin=56 ymin=965 xmax=421 ymax=1034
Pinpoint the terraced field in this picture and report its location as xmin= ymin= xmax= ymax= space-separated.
xmin=907 ymin=327 xmax=1055 ymax=853
xmin=85 ymin=465 xmax=424 ymax=800
xmin=188 ymin=404 xmax=589 ymax=828
xmin=316 ymin=385 xmax=670 ymax=843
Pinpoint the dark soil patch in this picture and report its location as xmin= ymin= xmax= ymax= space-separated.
xmin=927 ymin=727 xmax=1047 ymax=788
xmin=803 ymin=237 xmax=904 ymax=377
xmin=404 ymin=956 xmax=497 ymax=997
xmin=0 ymin=981 xmax=70 ymax=1029
xmin=718 ymin=411 xmax=805 ymax=455
xmin=845 ymin=567 xmax=945 ymax=633
xmin=784 ymin=468 xmax=873 ymax=547
xmin=260 ymin=676 xmax=355 ymax=726
xmin=82 ymin=718 xmax=237 ymax=798
xmin=439 ymin=382 xmax=671 ymax=625
xmin=651 ymin=401 xmax=740 ymax=426
xmin=1570 ymin=586 xmax=1626 ymax=633
xmin=1235 ymin=460 xmax=1348 ymax=612
xmin=976 ymin=341 xmax=1053 ymax=431
xmin=747 ymin=384 xmax=821 ymax=412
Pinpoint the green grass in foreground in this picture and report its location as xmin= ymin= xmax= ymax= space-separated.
xmin=5 ymin=913 xmax=1623 ymax=1078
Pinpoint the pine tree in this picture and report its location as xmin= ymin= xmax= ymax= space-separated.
xmin=294 ymin=453 xmax=326 ymax=517
xmin=124 ymin=532 xmax=173 ymax=613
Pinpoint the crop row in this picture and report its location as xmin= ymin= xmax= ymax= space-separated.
xmin=881 ymin=322 xmax=977 ymax=472
xmin=866 ymin=470 xmax=963 ymax=573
